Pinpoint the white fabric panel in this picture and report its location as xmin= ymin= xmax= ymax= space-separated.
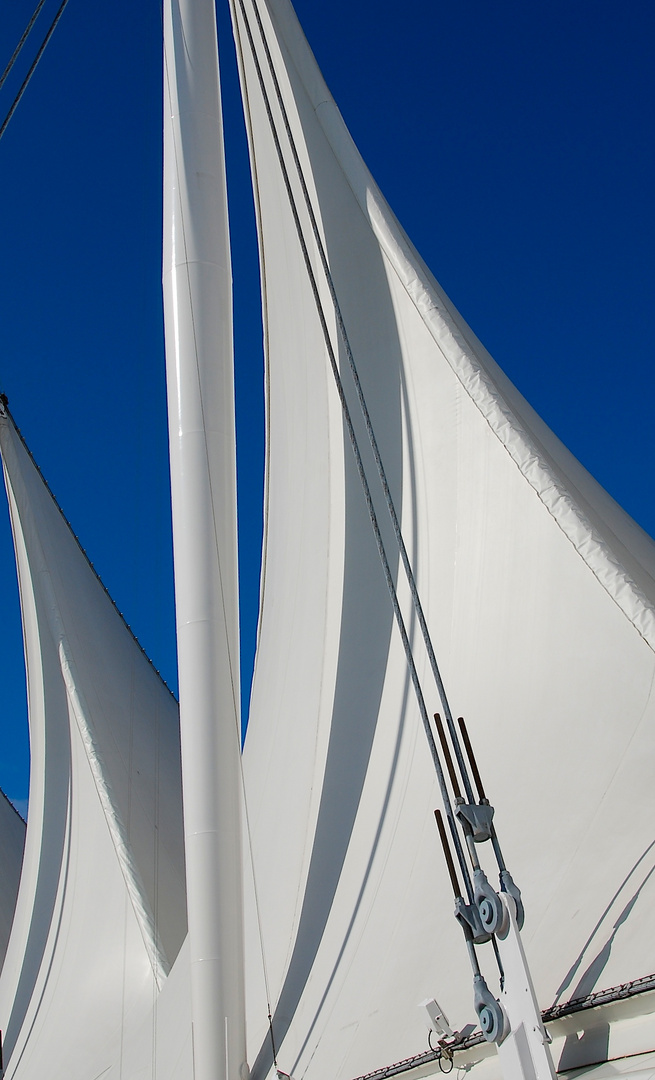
xmin=115 ymin=937 xmax=193 ymax=1080
xmin=232 ymin=2 xmax=655 ymax=1078
xmin=0 ymin=413 xmax=187 ymax=1076
xmin=0 ymin=791 xmax=25 ymax=974
xmin=4 ymin=716 xmax=160 ymax=1079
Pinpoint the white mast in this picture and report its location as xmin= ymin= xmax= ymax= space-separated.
xmin=162 ymin=2 xmax=247 ymax=1079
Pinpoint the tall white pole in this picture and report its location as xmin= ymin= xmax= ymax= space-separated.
xmin=162 ymin=1 xmax=247 ymax=1078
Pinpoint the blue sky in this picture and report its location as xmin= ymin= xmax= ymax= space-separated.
xmin=0 ymin=0 xmax=653 ymax=808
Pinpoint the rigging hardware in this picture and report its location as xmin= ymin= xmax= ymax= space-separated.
xmin=236 ymin=4 xmax=548 ymax=1074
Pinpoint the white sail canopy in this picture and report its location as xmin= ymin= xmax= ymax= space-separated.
xmin=232 ymin=0 xmax=655 ymax=1077
xmin=0 ymin=0 xmax=654 ymax=1077
xmin=0 ymin=410 xmax=188 ymax=1078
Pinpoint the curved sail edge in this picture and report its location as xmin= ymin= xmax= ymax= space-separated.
xmin=0 ymin=413 xmax=190 ymax=1079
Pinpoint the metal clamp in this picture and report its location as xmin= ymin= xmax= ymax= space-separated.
xmin=473 ymin=974 xmax=508 ymax=1044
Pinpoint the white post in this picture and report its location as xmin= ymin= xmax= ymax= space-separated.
xmin=162 ymin=1 xmax=247 ymax=1078
xmin=496 ymin=894 xmax=557 ymax=1080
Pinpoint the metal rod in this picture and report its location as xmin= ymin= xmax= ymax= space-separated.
xmin=491 ymin=830 xmax=507 ymax=873
xmin=465 ymin=831 xmax=480 ymax=872
xmin=434 ymin=714 xmax=461 ymax=799
xmin=458 ymin=717 xmax=486 ymax=802
xmin=466 ymin=938 xmax=481 ymax=977
xmin=434 ymin=810 xmax=461 ymax=899
xmin=492 ymin=936 xmax=505 ymax=986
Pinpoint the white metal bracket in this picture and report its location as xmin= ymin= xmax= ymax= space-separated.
xmin=495 ymin=893 xmax=557 ymax=1080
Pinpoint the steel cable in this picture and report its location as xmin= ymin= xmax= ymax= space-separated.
xmin=0 ymin=0 xmax=47 ymax=93
xmin=243 ymin=0 xmax=477 ymax=808
xmin=233 ymin=0 xmax=474 ymax=904
xmin=0 ymin=0 xmax=71 ymax=144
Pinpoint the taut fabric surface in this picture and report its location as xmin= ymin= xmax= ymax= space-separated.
xmin=232 ymin=0 xmax=655 ymax=1076
xmin=0 ymin=413 xmax=187 ymax=1078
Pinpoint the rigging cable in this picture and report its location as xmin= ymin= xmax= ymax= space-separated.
xmin=0 ymin=0 xmax=47 ymax=93
xmin=232 ymin=0 xmax=474 ymax=906
xmin=0 ymin=0 xmax=71 ymax=144
xmin=242 ymin=0 xmax=478 ymax=809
